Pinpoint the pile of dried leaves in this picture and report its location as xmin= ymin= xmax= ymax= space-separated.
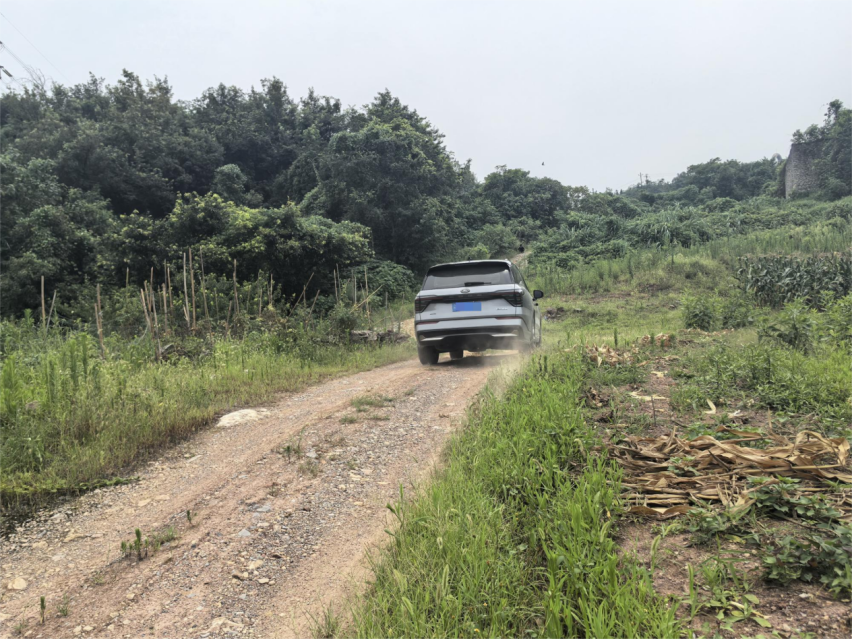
xmin=579 ymin=334 xmax=674 ymax=368
xmin=608 ymin=427 xmax=852 ymax=519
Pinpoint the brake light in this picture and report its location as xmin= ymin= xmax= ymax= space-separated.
xmin=499 ymin=290 xmax=524 ymax=307
xmin=415 ymin=296 xmax=439 ymax=313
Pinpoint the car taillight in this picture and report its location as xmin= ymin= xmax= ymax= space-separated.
xmin=499 ymin=290 xmax=524 ymax=307
xmin=415 ymin=296 xmax=438 ymax=313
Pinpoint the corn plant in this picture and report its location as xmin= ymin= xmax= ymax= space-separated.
xmin=737 ymin=253 xmax=852 ymax=309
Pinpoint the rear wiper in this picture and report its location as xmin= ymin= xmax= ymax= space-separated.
xmin=463 ymin=281 xmax=489 ymax=286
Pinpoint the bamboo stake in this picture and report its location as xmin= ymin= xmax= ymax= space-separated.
xmin=149 ymin=282 xmax=162 ymax=358
xmin=225 ymin=300 xmax=233 ymax=337
xmin=285 ymin=273 xmax=314 ymax=321
xmin=353 ymin=285 xmax=383 ymax=310
xmin=149 ymin=268 xmax=155 ymax=313
xmin=95 ymin=284 xmax=106 ymax=358
xmin=182 ymin=253 xmax=191 ymax=329
xmin=140 ymin=289 xmax=158 ymax=361
xmin=161 ymin=284 xmax=169 ymax=335
xmin=199 ymin=250 xmax=210 ymax=327
xmin=46 ymin=290 xmax=57 ymax=331
xmin=258 ymin=274 xmax=263 ymax=317
xmin=233 ymin=259 xmax=240 ymax=316
xmin=245 ymin=279 xmax=253 ymax=318
xmin=189 ymin=249 xmax=197 ymax=330
xmin=306 ymin=290 xmax=320 ymax=328
xmin=41 ymin=276 xmax=46 ymax=325
xmin=140 ymin=289 xmax=152 ymax=332
xmin=364 ymin=265 xmax=370 ymax=320
xmin=268 ymin=273 xmax=273 ymax=311
xmin=166 ymin=262 xmax=174 ymax=319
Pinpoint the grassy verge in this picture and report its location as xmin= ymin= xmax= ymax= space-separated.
xmin=533 ymin=238 xmax=851 ymax=635
xmin=673 ymin=339 xmax=852 ymax=429
xmin=352 ymin=348 xmax=680 ymax=638
xmin=1 ymin=322 xmax=413 ymax=505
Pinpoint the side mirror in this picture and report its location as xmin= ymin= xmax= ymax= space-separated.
xmin=533 ymin=290 xmax=544 ymax=300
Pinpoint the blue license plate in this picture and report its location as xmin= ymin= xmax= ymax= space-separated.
xmin=453 ymin=301 xmax=481 ymax=312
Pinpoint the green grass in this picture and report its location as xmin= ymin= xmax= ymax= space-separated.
xmin=0 ymin=321 xmax=413 ymax=504
xmin=352 ymin=349 xmax=680 ymax=638
xmin=672 ymin=341 xmax=852 ymax=423
xmin=543 ymin=293 xmax=683 ymax=347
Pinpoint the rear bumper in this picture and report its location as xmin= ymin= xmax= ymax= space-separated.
xmin=415 ymin=318 xmax=526 ymax=352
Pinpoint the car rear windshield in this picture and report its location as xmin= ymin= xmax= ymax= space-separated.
xmin=422 ymin=263 xmax=513 ymax=290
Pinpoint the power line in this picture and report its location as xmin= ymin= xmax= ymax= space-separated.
xmin=0 ymin=42 xmax=35 ymax=89
xmin=0 ymin=66 xmax=24 ymax=91
xmin=0 ymin=40 xmax=32 ymax=72
xmin=0 ymin=11 xmax=67 ymax=80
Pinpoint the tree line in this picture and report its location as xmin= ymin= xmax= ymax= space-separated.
xmin=1 ymin=71 xmax=849 ymax=319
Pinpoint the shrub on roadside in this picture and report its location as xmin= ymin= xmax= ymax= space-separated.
xmin=681 ymin=295 xmax=717 ymax=331
xmin=758 ymin=300 xmax=814 ymax=352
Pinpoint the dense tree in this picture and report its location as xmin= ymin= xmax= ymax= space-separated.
xmin=1 ymin=72 xmax=849 ymax=318
xmin=812 ymin=100 xmax=851 ymax=199
xmin=480 ymin=167 xmax=569 ymax=227
xmin=623 ymin=157 xmax=781 ymax=203
xmin=301 ymin=114 xmax=460 ymax=269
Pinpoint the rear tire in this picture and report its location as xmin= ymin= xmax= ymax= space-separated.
xmin=449 ymin=350 xmax=464 ymax=360
xmin=418 ymin=346 xmax=440 ymax=366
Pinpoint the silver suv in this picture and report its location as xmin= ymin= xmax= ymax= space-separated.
xmin=414 ymin=260 xmax=543 ymax=365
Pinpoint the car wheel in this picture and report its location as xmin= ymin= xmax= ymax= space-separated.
xmin=418 ymin=346 xmax=440 ymax=365
xmin=449 ymin=350 xmax=464 ymax=360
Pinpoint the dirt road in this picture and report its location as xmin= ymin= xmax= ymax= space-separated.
xmin=0 ymin=353 xmax=516 ymax=638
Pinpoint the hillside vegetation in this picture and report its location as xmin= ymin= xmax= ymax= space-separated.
xmin=0 ymin=65 xmax=850 ymax=639
xmin=1 ymin=75 xmax=849 ymax=319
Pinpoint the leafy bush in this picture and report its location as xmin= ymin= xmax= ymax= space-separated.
xmin=327 ymin=303 xmax=360 ymax=338
xmin=749 ymin=476 xmax=842 ymax=522
xmin=681 ymin=295 xmax=717 ymax=331
xmin=474 ymin=223 xmax=518 ymax=257
xmin=762 ymin=524 xmax=852 ymax=597
xmin=684 ymin=507 xmax=750 ymax=545
xmin=757 ymin=300 xmax=814 ymax=352
xmin=818 ymin=292 xmax=852 ymax=346
xmin=348 ymin=260 xmax=417 ymax=301
xmin=717 ymin=293 xmax=755 ymax=329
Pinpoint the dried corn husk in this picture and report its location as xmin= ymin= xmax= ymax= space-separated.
xmin=609 ymin=427 xmax=851 ymax=519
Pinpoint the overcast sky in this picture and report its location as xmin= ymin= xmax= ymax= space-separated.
xmin=1 ymin=0 xmax=850 ymax=190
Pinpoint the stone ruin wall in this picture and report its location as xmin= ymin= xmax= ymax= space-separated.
xmin=784 ymin=140 xmax=824 ymax=197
